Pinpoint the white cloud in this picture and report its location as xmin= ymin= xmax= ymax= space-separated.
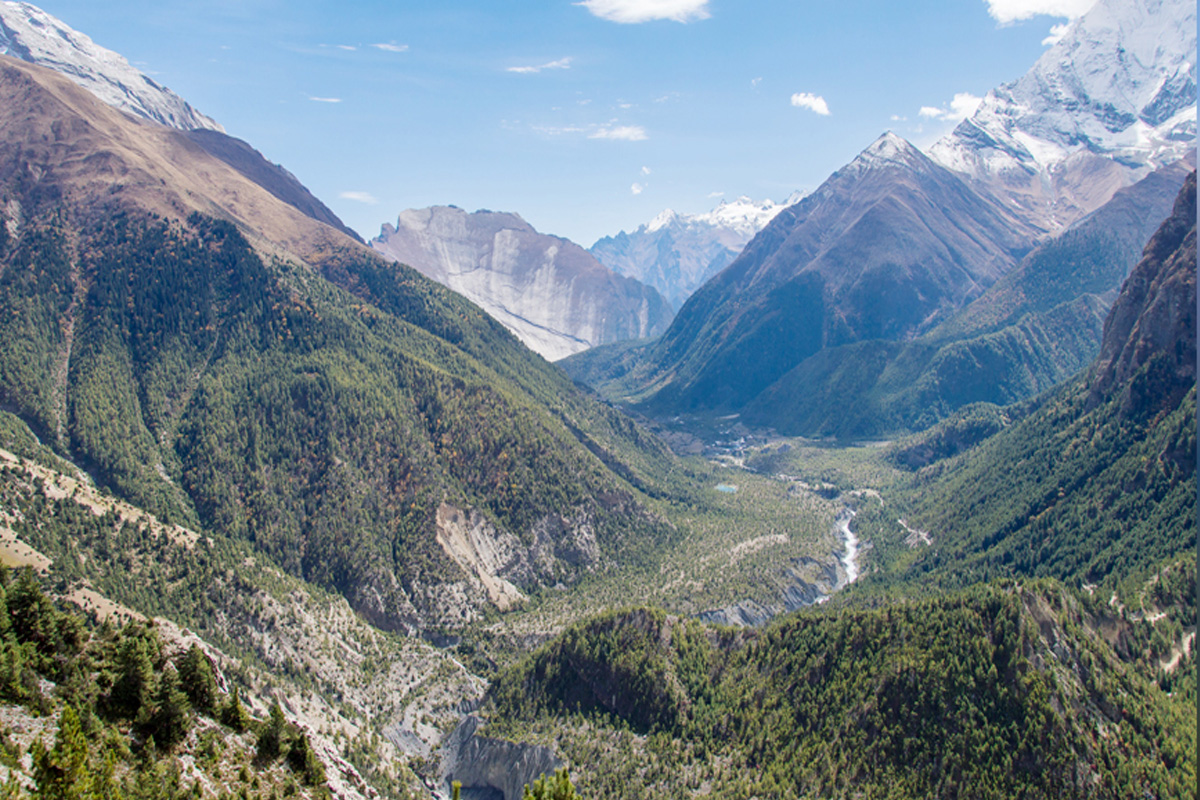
xmin=337 ymin=45 xmax=357 ymax=51
xmin=751 ymin=77 xmax=763 ymax=89
xmin=507 ymin=57 xmax=573 ymax=74
xmin=371 ymin=42 xmax=409 ymax=53
xmin=918 ymin=92 xmax=983 ymax=122
xmin=890 ymin=114 xmax=908 ymax=122
xmin=339 ymin=191 xmax=377 ymax=204
xmin=578 ymin=0 xmax=710 ymax=24
xmin=707 ymin=191 xmax=724 ymax=198
xmin=309 ymin=96 xmax=342 ymax=103
xmin=590 ymin=125 xmax=648 ymax=141
xmin=1042 ymin=22 xmax=1071 ymax=45
xmin=983 ymin=0 xmax=1095 ymax=24
xmin=631 ymin=183 xmax=645 ymax=195
xmin=790 ymin=92 xmax=830 ymax=116
xmin=641 ymin=166 xmax=652 ymax=175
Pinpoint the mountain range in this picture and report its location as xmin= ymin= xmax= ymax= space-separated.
xmin=588 ymin=194 xmax=802 ymax=310
xmin=0 ymin=0 xmax=221 ymax=132
xmin=563 ymin=0 xmax=1197 ymax=438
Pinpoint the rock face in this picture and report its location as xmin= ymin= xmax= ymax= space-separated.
xmin=929 ymin=0 xmax=1196 ymax=228
xmin=1089 ymin=170 xmax=1196 ymax=409
xmin=589 ymin=194 xmax=801 ymax=310
xmin=370 ymin=207 xmax=674 ymax=361
xmin=0 ymin=1 xmax=222 ymax=132
xmin=441 ymin=716 xmax=560 ymax=800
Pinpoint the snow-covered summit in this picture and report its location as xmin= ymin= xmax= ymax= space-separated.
xmin=591 ymin=192 xmax=803 ymax=309
xmin=0 ymin=1 xmax=222 ymax=132
xmin=844 ymin=132 xmax=929 ymax=175
xmin=640 ymin=194 xmax=801 ymax=238
xmin=930 ymin=0 xmax=1195 ymax=185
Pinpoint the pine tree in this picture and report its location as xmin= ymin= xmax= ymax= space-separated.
xmin=146 ymin=663 xmax=192 ymax=749
xmin=220 ymin=685 xmax=251 ymax=732
xmin=177 ymin=644 xmax=219 ymax=715
xmin=523 ymin=768 xmax=582 ymax=800
xmin=257 ymin=702 xmax=287 ymax=761
xmin=32 ymin=705 xmax=88 ymax=800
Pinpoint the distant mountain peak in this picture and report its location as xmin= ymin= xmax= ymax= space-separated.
xmin=928 ymin=0 xmax=1195 ymax=225
xmin=591 ymin=193 xmax=801 ymax=308
xmin=0 ymin=0 xmax=222 ymax=132
xmin=646 ymin=208 xmax=679 ymax=233
xmin=843 ymin=132 xmax=929 ymax=176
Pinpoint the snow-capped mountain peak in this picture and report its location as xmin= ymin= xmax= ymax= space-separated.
xmin=591 ymin=192 xmax=803 ymax=309
xmin=845 ymin=132 xmax=928 ymax=175
xmin=0 ymin=1 xmax=222 ymax=132
xmin=646 ymin=208 xmax=680 ymax=233
xmin=928 ymin=0 xmax=1195 ymax=219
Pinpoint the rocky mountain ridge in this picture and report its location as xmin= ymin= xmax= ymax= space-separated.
xmin=929 ymin=0 xmax=1196 ymax=228
xmin=0 ymin=0 xmax=221 ymax=132
xmin=563 ymin=132 xmax=1038 ymax=414
xmin=589 ymin=193 xmax=803 ymax=309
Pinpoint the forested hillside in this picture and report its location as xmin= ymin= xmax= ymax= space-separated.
xmin=0 ymin=56 xmax=689 ymax=634
xmin=484 ymin=581 xmax=1195 ymax=799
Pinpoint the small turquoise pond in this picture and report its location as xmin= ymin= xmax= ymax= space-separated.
xmin=714 ymin=484 xmax=738 ymax=494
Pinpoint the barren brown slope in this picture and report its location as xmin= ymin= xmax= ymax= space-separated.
xmin=0 ymin=54 xmax=357 ymax=267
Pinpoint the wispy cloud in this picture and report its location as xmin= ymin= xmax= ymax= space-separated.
xmin=371 ymin=42 xmax=409 ymax=53
xmin=631 ymin=183 xmax=645 ymax=195
xmin=589 ymin=125 xmax=648 ymax=141
xmin=790 ymin=92 xmax=830 ymax=116
xmin=983 ymin=0 xmax=1095 ymax=24
xmin=309 ymin=96 xmax=343 ymax=103
xmin=1042 ymin=22 xmax=1071 ymax=45
xmin=918 ymin=92 xmax=983 ymax=122
xmin=533 ymin=124 xmax=590 ymax=137
xmin=707 ymin=191 xmax=724 ymax=198
xmin=339 ymin=191 xmax=377 ymax=204
xmin=641 ymin=166 xmax=652 ymax=176
xmin=578 ymin=0 xmax=711 ymax=24
xmin=508 ymin=57 xmax=573 ymax=74
xmin=337 ymin=45 xmax=357 ymax=51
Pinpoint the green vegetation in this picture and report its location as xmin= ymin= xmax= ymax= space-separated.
xmin=0 ymin=565 xmax=329 ymax=799
xmin=0 ymin=209 xmax=692 ymax=631
xmin=486 ymin=582 xmax=1195 ymax=799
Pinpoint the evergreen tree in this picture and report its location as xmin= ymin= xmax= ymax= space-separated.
xmin=523 ymin=769 xmax=582 ymax=800
xmin=31 ymin=706 xmax=88 ymax=800
xmin=257 ymin=702 xmax=287 ymax=762
xmin=220 ymin=685 xmax=250 ymax=732
xmin=176 ymin=645 xmax=218 ymax=715
xmin=146 ymin=664 xmax=191 ymax=750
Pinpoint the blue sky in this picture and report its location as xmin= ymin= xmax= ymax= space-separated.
xmin=34 ymin=0 xmax=1095 ymax=245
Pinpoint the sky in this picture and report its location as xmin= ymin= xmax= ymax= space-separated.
xmin=31 ymin=0 xmax=1098 ymax=246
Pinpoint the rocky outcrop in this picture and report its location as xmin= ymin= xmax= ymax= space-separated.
xmin=370 ymin=207 xmax=674 ymax=361
xmin=440 ymin=716 xmax=560 ymax=800
xmin=1089 ymin=170 xmax=1196 ymax=411
xmin=697 ymin=556 xmax=840 ymax=627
